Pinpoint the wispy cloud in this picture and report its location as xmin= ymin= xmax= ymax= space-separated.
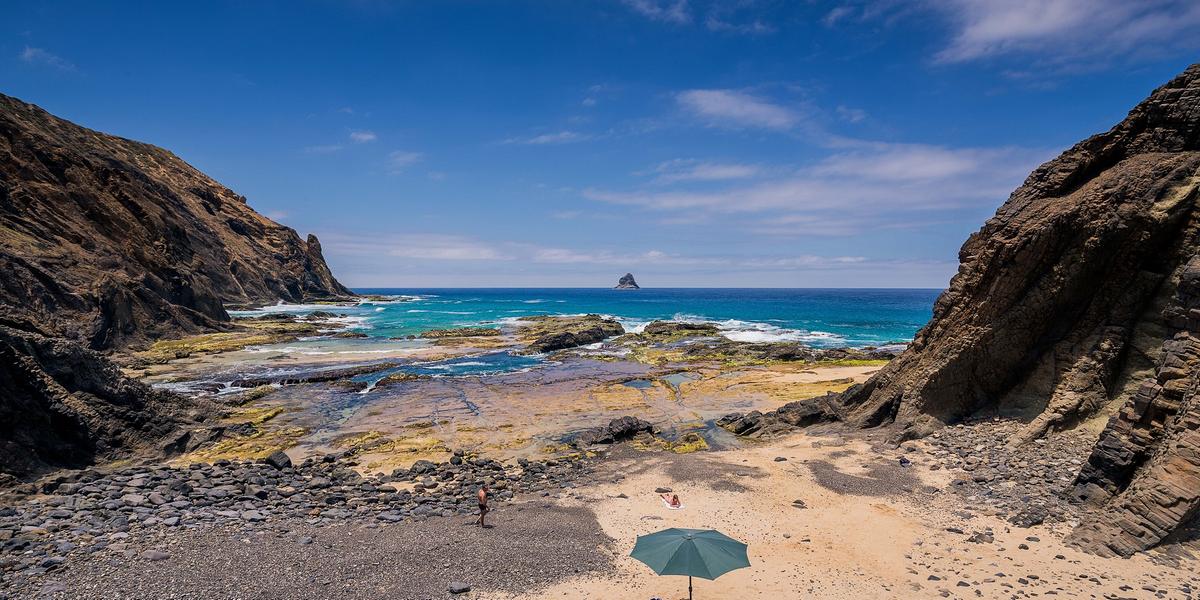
xmin=18 ymin=46 xmax=75 ymax=71
xmin=349 ymin=130 xmax=377 ymax=143
xmin=705 ymin=16 xmax=775 ymax=35
xmin=934 ymin=0 xmax=1200 ymax=64
xmin=622 ymin=0 xmax=690 ymax=24
xmin=835 ymin=105 xmax=867 ymax=123
xmin=325 ymin=231 xmax=874 ymax=272
xmin=829 ymin=0 xmax=1200 ymax=68
xmin=304 ymin=144 xmax=345 ymax=154
xmin=386 ymin=150 xmax=423 ymax=173
xmin=676 ymin=89 xmax=799 ymax=130
xmin=502 ymin=130 xmax=590 ymax=145
xmin=327 ymin=233 xmax=510 ymax=261
xmin=639 ymin=159 xmax=761 ymax=184
xmin=585 ymin=141 xmax=1053 ymax=236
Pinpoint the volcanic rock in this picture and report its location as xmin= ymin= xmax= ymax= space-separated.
xmin=615 ymin=273 xmax=640 ymax=289
xmin=522 ymin=315 xmax=625 ymax=353
xmin=720 ymin=63 xmax=1200 ymax=556
xmin=0 ymin=92 xmax=354 ymax=479
xmin=572 ymin=416 xmax=655 ymax=446
xmin=0 ymin=92 xmax=353 ymax=350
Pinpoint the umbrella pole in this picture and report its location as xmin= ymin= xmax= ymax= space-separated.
xmin=688 ymin=575 xmax=693 ymax=600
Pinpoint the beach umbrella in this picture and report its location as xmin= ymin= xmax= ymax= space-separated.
xmin=630 ymin=527 xmax=750 ymax=599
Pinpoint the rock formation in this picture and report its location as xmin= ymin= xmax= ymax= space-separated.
xmin=0 ymin=92 xmax=352 ymax=350
xmin=725 ymin=63 xmax=1200 ymax=556
xmin=0 ymin=93 xmax=354 ymax=479
xmin=0 ymin=316 xmax=214 ymax=480
xmin=615 ymin=273 xmax=640 ymax=289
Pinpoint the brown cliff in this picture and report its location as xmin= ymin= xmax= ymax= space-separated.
xmin=0 ymin=92 xmax=352 ymax=350
xmin=856 ymin=64 xmax=1200 ymax=556
xmin=0 ymin=93 xmax=353 ymax=479
xmin=723 ymin=63 xmax=1200 ymax=556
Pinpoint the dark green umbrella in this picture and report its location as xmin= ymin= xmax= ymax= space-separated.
xmin=630 ymin=528 xmax=750 ymax=599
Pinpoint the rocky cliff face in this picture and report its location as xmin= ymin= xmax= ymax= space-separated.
xmin=0 ymin=93 xmax=352 ymax=479
xmin=0 ymin=92 xmax=352 ymax=350
xmin=835 ymin=64 xmax=1200 ymax=555
xmin=615 ymin=273 xmax=640 ymax=289
xmin=719 ymin=63 xmax=1200 ymax=556
xmin=0 ymin=316 xmax=214 ymax=481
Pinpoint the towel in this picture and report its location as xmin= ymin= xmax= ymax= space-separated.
xmin=661 ymin=497 xmax=685 ymax=510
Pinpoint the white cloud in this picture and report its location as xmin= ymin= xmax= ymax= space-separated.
xmin=349 ymin=130 xmax=377 ymax=143
xmin=19 ymin=46 xmax=75 ymax=71
xmin=836 ymin=105 xmax=867 ymax=123
xmin=386 ymin=150 xmax=423 ymax=173
xmin=503 ymin=131 xmax=590 ymax=145
xmin=931 ymin=0 xmax=1200 ymax=65
xmin=822 ymin=6 xmax=855 ymax=27
xmin=326 ymin=233 xmax=510 ymax=261
xmin=706 ymin=16 xmax=775 ymax=35
xmin=622 ymin=0 xmax=690 ymax=24
xmin=676 ymin=89 xmax=798 ymax=130
xmin=640 ymin=159 xmax=761 ymax=184
xmin=585 ymin=141 xmax=1053 ymax=236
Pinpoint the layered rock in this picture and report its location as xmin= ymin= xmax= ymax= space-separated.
xmin=0 ymin=92 xmax=352 ymax=350
xmin=615 ymin=273 xmax=640 ymax=289
xmin=857 ymin=64 xmax=1200 ymax=555
xmin=837 ymin=64 xmax=1200 ymax=441
xmin=726 ymin=64 xmax=1200 ymax=555
xmin=1066 ymin=255 xmax=1200 ymax=556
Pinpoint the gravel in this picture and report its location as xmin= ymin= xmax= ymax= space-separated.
xmin=13 ymin=501 xmax=613 ymax=599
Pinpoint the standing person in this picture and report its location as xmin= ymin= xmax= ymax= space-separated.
xmin=477 ymin=483 xmax=490 ymax=528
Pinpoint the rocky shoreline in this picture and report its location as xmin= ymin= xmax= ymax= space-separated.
xmin=0 ymin=445 xmax=608 ymax=596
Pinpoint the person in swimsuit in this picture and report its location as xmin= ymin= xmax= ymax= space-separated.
xmin=477 ymin=483 xmax=490 ymax=527
xmin=660 ymin=493 xmax=681 ymax=508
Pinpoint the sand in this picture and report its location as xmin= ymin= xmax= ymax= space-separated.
xmin=497 ymin=431 xmax=1199 ymax=599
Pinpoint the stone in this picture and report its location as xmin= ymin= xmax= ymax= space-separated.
xmin=141 ymin=550 xmax=170 ymax=561
xmin=448 ymin=581 xmax=471 ymax=594
xmin=264 ymin=450 xmax=292 ymax=470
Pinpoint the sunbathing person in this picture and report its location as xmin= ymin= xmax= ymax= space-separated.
xmin=660 ymin=493 xmax=682 ymax=508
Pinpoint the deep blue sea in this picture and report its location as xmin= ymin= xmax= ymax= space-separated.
xmin=232 ymin=288 xmax=942 ymax=349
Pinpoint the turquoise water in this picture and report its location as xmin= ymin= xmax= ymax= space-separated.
xmin=231 ymin=288 xmax=941 ymax=349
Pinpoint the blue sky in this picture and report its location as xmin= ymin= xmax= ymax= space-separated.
xmin=4 ymin=1 xmax=1199 ymax=287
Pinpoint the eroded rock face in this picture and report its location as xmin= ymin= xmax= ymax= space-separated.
xmin=837 ymin=64 xmax=1200 ymax=556
xmin=839 ymin=63 xmax=1200 ymax=440
xmin=0 ymin=318 xmax=210 ymax=479
xmin=0 ymin=92 xmax=353 ymax=350
xmin=0 ymin=93 xmax=354 ymax=478
xmin=721 ymin=64 xmax=1200 ymax=556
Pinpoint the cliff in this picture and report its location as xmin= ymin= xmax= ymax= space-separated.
xmin=0 ymin=92 xmax=352 ymax=350
xmin=719 ymin=63 xmax=1200 ymax=556
xmin=840 ymin=64 xmax=1200 ymax=555
xmin=0 ymin=93 xmax=352 ymax=479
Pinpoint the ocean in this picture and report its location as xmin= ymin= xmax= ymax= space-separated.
xmin=231 ymin=288 xmax=942 ymax=349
